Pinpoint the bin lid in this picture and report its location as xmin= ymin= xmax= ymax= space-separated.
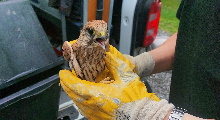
xmin=0 ymin=0 xmax=63 ymax=89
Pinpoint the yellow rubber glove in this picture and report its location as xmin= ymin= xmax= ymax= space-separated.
xmin=59 ymin=46 xmax=174 ymax=120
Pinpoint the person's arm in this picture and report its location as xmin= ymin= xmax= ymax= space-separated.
xmin=149 ymin=32 xmax=177 ymax=74
xmin=124 ymin=33 xmax=177 ymax=77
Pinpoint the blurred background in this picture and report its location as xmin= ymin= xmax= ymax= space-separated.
xmin=159 ymin=0 xmax=181 ymax=35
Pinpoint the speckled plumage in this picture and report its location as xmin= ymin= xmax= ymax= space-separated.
xmin=62 ymin=20 xmax=110 ymax=82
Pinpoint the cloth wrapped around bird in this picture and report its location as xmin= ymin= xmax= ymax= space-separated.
xmin=59 ymin=41 xmax=174 ymax=120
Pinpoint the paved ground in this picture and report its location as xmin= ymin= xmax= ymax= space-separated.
xmin=142 ymin=71 xmax=172 ymax=101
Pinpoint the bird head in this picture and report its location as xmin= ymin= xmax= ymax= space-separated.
xmin=80 ymin=20 xmax=109 ymax=50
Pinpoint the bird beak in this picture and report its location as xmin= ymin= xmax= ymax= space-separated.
xmin=94 ymin=31 xmax=107 ymax=49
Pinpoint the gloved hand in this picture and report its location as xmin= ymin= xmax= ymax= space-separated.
xmin=59 ymin=46 xmax=174 ymax=120
xmin=124 ymin=52 xmax=155 ymax=77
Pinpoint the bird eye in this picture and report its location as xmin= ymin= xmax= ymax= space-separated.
xmin=87 ymin=29 xmax=94 ymax=35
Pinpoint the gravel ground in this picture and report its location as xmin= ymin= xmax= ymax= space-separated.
xmin=142 ymin=30 xmax=172 ymax=101
xmin=142 ymin=71 xmax=172 ymax=101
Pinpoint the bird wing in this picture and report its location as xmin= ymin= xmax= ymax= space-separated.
xmin=62 ymin=41 xmax=83 ymax=79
